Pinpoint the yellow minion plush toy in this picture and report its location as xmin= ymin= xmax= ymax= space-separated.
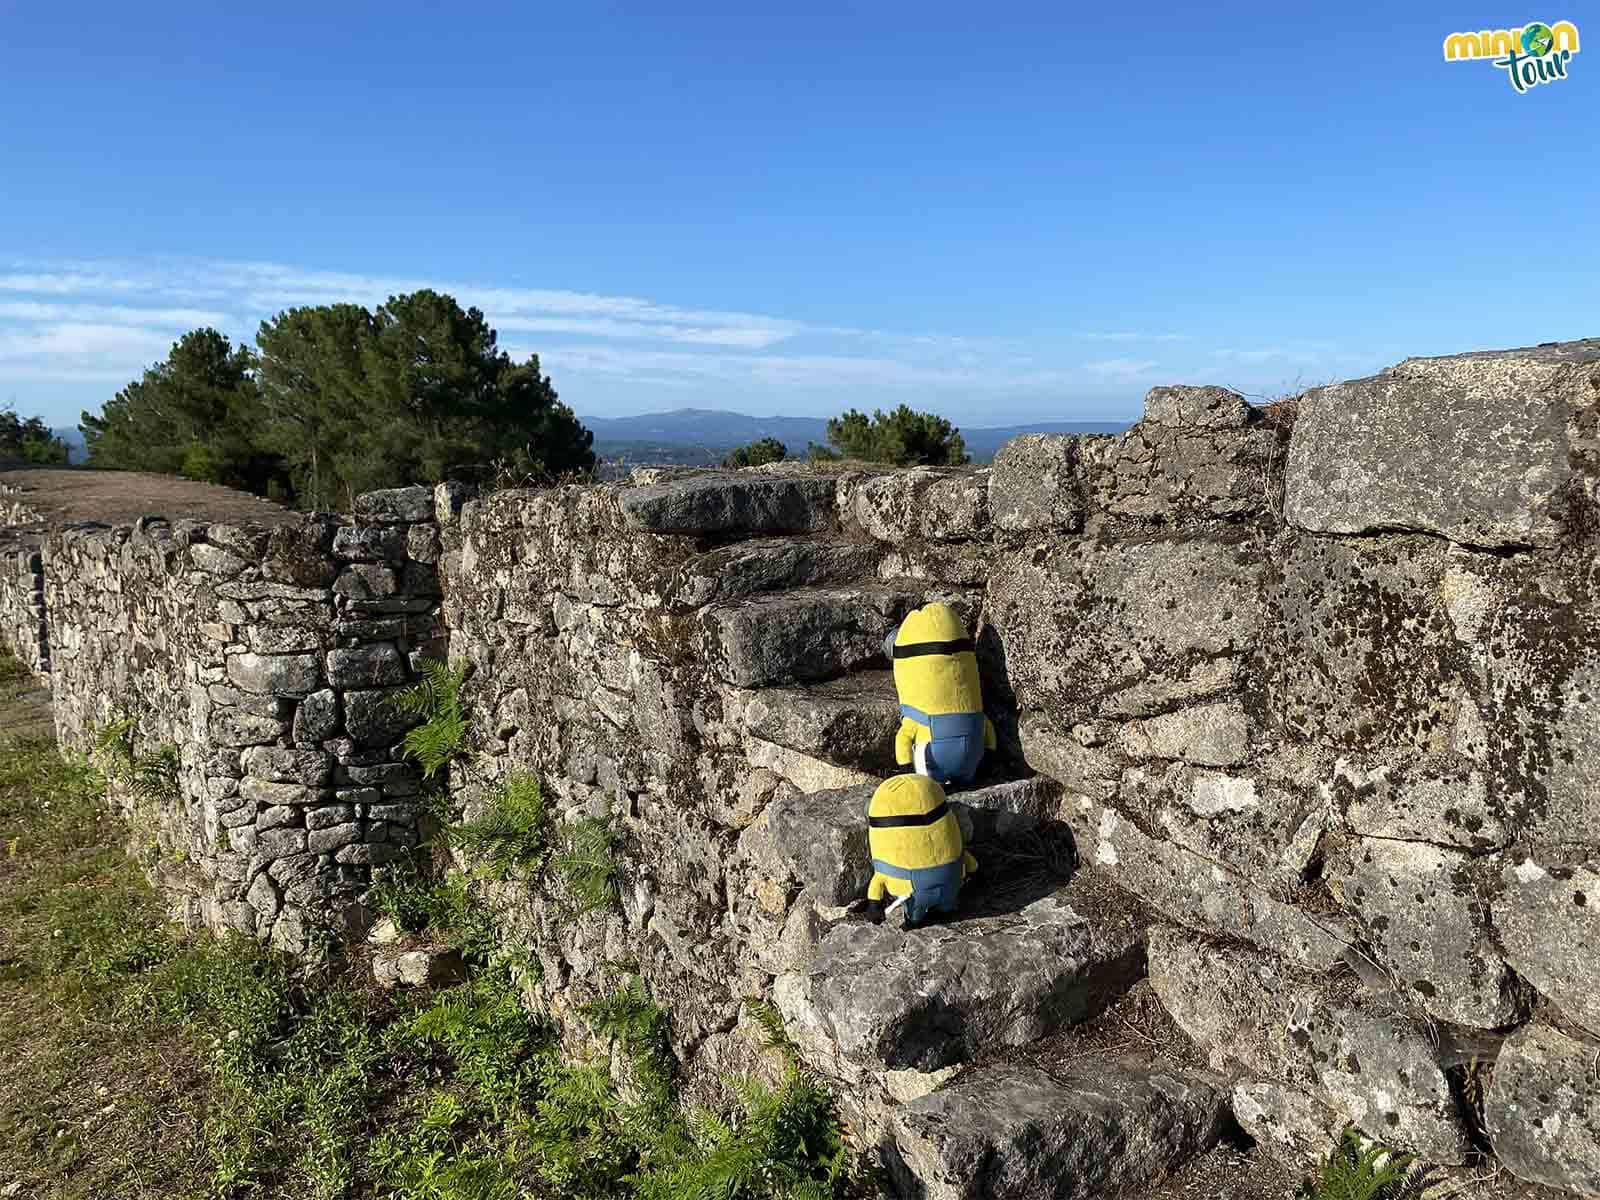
xmin=865 ymin=774 xmax=977 ymax=925
xmin=885 ymin=602 xmax=996 ymax=786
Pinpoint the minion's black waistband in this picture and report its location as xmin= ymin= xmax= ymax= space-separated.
xmin=892 ymin=638 xmax=974 ymax=659
xmin=868 ymin=800 xmax=951 ymax=828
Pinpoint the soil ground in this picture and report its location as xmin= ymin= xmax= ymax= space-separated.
xmin=0 ymin=465 xmax=294 ymax=530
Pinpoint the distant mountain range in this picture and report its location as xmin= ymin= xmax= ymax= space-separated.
xmin=579 ymin=408 xmax=1130 ymax=466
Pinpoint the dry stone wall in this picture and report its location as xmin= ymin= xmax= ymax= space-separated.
xmin=0 ymin=533 xmax=48 ymax=681
xmin=26 ymin=489 xmax=446 ymax=953
xmin=4 ymin=338 xmax=1600 ymax=1198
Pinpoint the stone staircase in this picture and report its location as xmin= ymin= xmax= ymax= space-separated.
xmin=612 ymin=471 xmax=1253 ymax=1197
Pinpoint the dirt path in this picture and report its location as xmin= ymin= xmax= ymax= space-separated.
xmin=0 ymin=466 xmax=294 ymax=530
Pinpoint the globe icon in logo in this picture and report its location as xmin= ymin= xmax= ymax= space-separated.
xmin=1522 ymin=22 xmax=1555 ymax=55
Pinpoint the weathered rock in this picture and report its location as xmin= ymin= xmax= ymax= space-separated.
xmin=1494 ymin=855 xmax=1600 ymax=1037
xmin=306 ymin=822 xmax=362 ymax=853
xmin=241 ymin=746 xmax=333 ymax=786
xmin=1336 ymin=759 xmax=1511 ymax=851
xmin=1477 ymin=561 xmax=1600 ymax=844
xmin=1078 ymin=391 xmax=1275 ymax=521
xmin=1070 ymin=793 xmax=1353 ymax=971
xmin=262 ymin=520 xmax=338 ymax=586
xmin=754 ymin=778 xmax=1061 ymax=910
xmin=702 ymin=585 xmax=939 ymax=688
xmin=1330 ymin=837 xmax=1525 ymax=1028
xmin=333 ymin=525 xmax=408 ymax=561
xmin=1129 ymin=762 xmax=1325 ymax=882
xmin=663 ymin=539 xmax=882 ymax=611
xmin=1117 ymin=700 xmax=1249 ymax=766
xmin=885 ymin=1060 xmax=1227 ymax=1200
xmin=211 ymin=710 xmax=290 ymax=747
xmin=850 ymin=468 xmax=989 ymax=543
xmin=760 ymin=783 xmax=875 ymax=907
xmin=226 ymin=651 xmax=322 ymax=697
xmin=989 ymin=435 xmax=1084 ymax=533
xmin=1232 ymin=1079 xmax=1346 ymax=1167
xmin=238 ymin=777 xmax=310 ymax=806
xmin=1286 ymin=341 xmax=1600 ymax=549
xmin=326 ymin=643 xmax=406 ymax=689
xmin=775 ymin=892 xmax=1143 ymax=1076
xmin=1143 ymin=385 xmax=1254 ymax=430
xmin=343 ymin=688 xmax=415 ymax=748
xmin=189 ymin=542 xmax=248 ymax=577
xmin=731 ymin=672 xmax=900 ymax=772
xmin=1485 ymin=1022 xmax=1600 ymax=1196
xmin=334 ymin=564 xmax=398 ymax=600
xmin=620 ymin=475 xmax=837 ymax=535
xmin=1148 ymin=927 xmax=1473 ymax=1163
xmin=434 ymin=480 xmax=475 ymax=525
xmin=1264 ymin=532 xmax=1461 ymax=753
xmin=294 ymin=689 xmax=341 ymax=743
xmin=355 ymin=486 xmax=433 ymax=523
xmin=372 ymin=947 xmax=467 ymax=989
xmin=991 ymin=534 xmax=1263 ymax=723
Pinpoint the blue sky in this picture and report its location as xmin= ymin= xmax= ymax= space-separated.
xmin=1 ymin=2 xmax=1594 ymax=428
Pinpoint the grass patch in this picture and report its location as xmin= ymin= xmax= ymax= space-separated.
xmin=0 ymin=665 xmax=862 ymax=1200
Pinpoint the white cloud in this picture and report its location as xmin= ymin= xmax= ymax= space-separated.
xmin=0 ymin=255 xmax=1176 ymax=422
xmin=0 ymin=301 xmax=231 ymax=328
xmin=1084 ymin=357 xmax=1160 ymax=377
xmin=0 ymin=322 xmax=175 ymax=360
xmin=493 ymin=315 xmax=794 ymax=348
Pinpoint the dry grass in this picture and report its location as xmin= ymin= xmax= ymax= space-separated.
xmin=0 ymin=718 xmax=216 ymax=1198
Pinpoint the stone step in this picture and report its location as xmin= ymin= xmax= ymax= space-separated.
xmin=662 ymin=536 xmax=885 ymax=612
xmin=731 ymin=669 xmax=901 ymax=777
xmin=759 ymin=775 xmax=1070 ymax=906
xmin=884 ymin=1058 xmax=1229 ymax=1200
xmin=620 ymin=472 xmax=839 ymax=536
xmin=772 ymin=873 xmax=1146 ymax=1080
xmin=701 ymin=583 xmax=979 ymax=688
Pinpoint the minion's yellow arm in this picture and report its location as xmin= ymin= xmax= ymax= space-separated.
xmin=984 ymin=717 xmax=997 ymax=751
xmin=894 ymin=715 xmax=921 ymax=766
xmin=868 ymin=873 xmax=887 ymax=901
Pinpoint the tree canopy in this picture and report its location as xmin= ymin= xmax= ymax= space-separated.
xmin=722 ymin=437 xmax=786 ymax=468
xmin=80 ymin=290 xmax=595 ymax=509
xmin=0 ymin=405 xmax=70 ymax=465
xmin=823 ymin=405 xmax=967 ymax=466
xmin=81 ymin=328 xmax=275 ymax=492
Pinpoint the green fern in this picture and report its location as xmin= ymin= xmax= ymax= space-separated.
xmin=91 ymin=712 xmax=136 ymax=777
xmin=1300 ymin=1128 xmax=1429 ymax=1200
xmin=557 ymin=813 xmax=619 ymax=913
xmin=393 ymin=659 xmax=470 ymax=778
xmin=131 ymin=743 xmax=180 ymax=804
xmin=447 ymin=772 xmax=547 ymax=879
xmin=581 ymin=975 xmax=674 ymax=1097
xmin=631 ymin=1070 xmax=847 ymax=1200
xmin=746 ymin=999 xmax=801 ymax=1072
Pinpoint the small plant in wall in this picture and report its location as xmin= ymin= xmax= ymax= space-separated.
xmin=446 ymin=771 xmax=548 ymax=880
xmin=1299 ymin=1128 xmax=1429 ymax=1200
xmin=392 ymin=658 xmax=470 ymax=778
xmin=131 ymin=743 xmax=181 ymax=805
xmin=91 ymin=710 xmax=137 ymax=778
xmin=556 ymin=810 xmax=620 ymax=913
